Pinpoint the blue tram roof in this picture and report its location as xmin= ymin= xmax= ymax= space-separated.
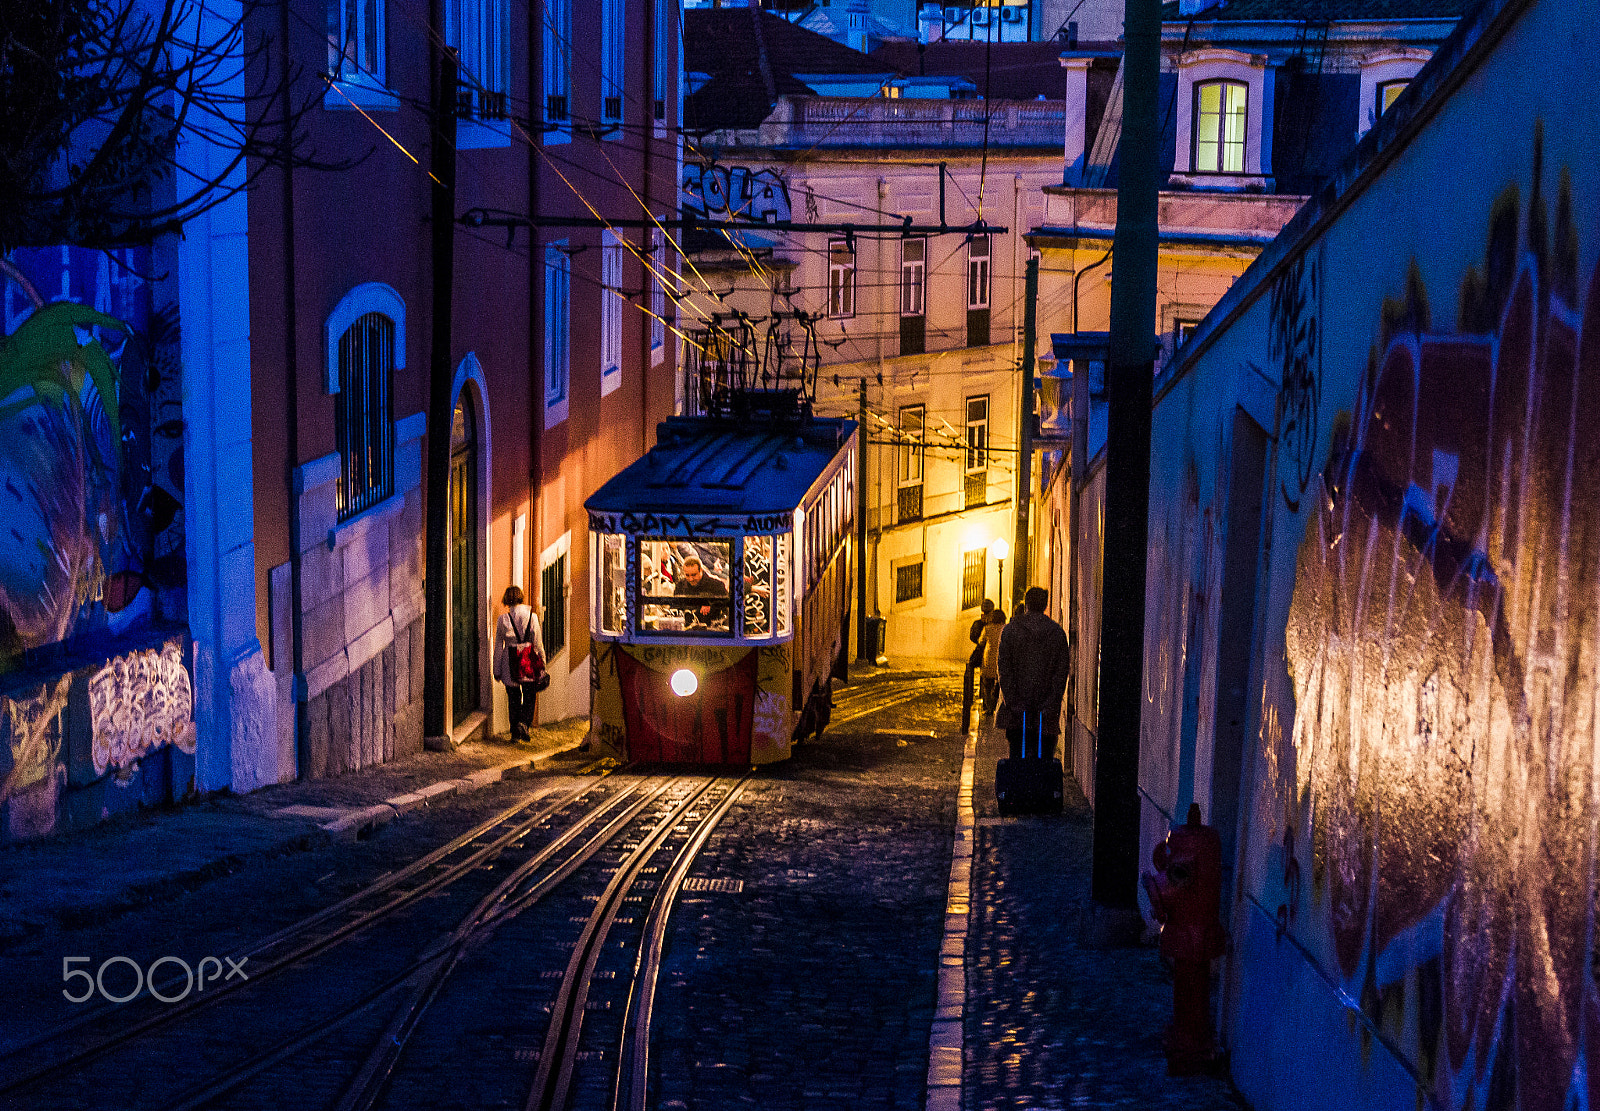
xmin=586 ymin=415 xmax=857 ymax=517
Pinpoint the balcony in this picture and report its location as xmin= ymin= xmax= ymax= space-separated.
xmin=964 ymin=470 xmax=986 ymax=509
xmin=740 ymin=96 xmax=1065 ymax=150
xmin=897 ymin=484 xmax=924 ymax=523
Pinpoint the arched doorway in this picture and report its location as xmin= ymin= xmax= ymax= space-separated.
xmin=450 ymin=391 xmax=479 ymax=725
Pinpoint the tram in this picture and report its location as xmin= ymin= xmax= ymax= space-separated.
xmin=584 ymin=396 xmax=857 ymax=765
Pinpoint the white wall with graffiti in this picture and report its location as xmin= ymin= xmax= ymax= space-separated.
xmin=1141 ymin=1 xmax=1599 ymax=1108
xmin=0 ymin=246 xmax=202 ymax=840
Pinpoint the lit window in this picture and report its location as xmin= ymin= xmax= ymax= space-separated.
xmin=596 ymin=533 xmax=626 ymax=636
xmin=829 ymin=239 xmax=855 ymax=318
xmin=1193 ymin=79 xmax=1247 ymax=173
xmin=447 ymin=0 xmax=508 ymax=118
xmin=328 ymin=0 xmax=386 ymax=86
xmin=543 ymin=0 xmax=571 ymax=141
xmin=637 ymin=540 xmax=733 ymax=636
xmin=743 ymin=535 xmax=774 ymax=639
xmin=601 ymin=230 xmax=623 ymax=396
xmin=602 ymin=0 xmax=624 ymax=126
xmin=1378 ymin=80 xmax=1408 ymax=115
xmin=545 ymin=244 xmax=570 ymax=412
xmin=334 ymin=312 xmax=395 ymax=520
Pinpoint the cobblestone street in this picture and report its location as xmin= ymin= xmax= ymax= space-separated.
xmin=0 ymin=664 xmax=1248 ymax=1110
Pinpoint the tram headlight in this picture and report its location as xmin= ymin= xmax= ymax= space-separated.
xmin=670 ymin=669 xmax=698 ymax=697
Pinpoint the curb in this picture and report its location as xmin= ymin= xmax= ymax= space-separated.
xmin=318 ymin=744 xmax=577 ymax=839
xmin=925 ymin=731 xmax=977 ymax=1111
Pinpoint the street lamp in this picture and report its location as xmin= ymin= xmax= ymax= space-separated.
xmin=989 ymin=537 xmax=1009 ymax=608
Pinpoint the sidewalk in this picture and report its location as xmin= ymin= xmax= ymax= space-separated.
xmin=0 ymin=717 xmax=588 ymax=948
xmin=957 ymin=719 xmax=1246 ymax=1110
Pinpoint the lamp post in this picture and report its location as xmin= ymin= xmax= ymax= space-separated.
xmin=990 ymin=537 xmax=1009 ymax=610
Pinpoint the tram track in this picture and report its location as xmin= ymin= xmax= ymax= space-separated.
xmin=0 ymin=767 xmax=646 ymax=1110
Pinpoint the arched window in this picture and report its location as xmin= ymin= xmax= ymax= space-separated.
xmin=1193 ymin=79 xmax=1248 ymax=174
xmin=335 ymin=311 xmax=396 ymax=519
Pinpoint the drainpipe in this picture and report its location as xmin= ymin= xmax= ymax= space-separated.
xmin=281 ymin=0 xmax=307 ymax=776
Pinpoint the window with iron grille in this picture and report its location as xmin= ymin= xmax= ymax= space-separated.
xmin=543 ymin=0 xmax=571 ymax=139
xmin=602 ymin=0 xmax=624 ymax=128
xmin=895 ymin=560 xmax=924 ymax=604
xmin=1193 ymin=79 xmax=1247 ymax=173
xmin=335 ymin=312 xmax=395 ymax=520
xmin=447 ymin=0 xmax=508 ymax=118
xmin=828 ymin=239 xmax=855 ymax=318
xmin=541 ymin=553 xmax=567 ymax=659
xmin=961 ymin=549 xmax=985 ymax=610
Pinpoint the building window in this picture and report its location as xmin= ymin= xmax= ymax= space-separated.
xmin=601 ymin=230 xmax=623 ymax=396
xmin=1193 ymin=79 xmax=1247 ymax=173
xmin=602 ymin=0 xmax=625 ymax=126
xmin=961 ymin=548 xmax=985 ymax=610
xmin=543 ymin=0 xmax=571 ymax=140
xmin=901 ymin=237 xmax=926 ymax=356
xmin=544 ymin=243 xmax=570 ymax=416
xmin=653 ymin=0 xmax=671 ymax=123
xmin=447 ymin=0 xmax=508 ymax=118
xmin=965 ymin=395 xmax=988 ymax=509
xmin=1378 ymin=80 xmax=1408 ymax=115
xmin=895 ymin=560 xmax=925 ymax=603
xmin=541 ymin=552 xmax=568 ymax=659
xmin=328 ymin=0 xmax=387 ymax=86
xmin=967 ymin=235 xmax=990 ymax=309
xmin=334 ymin=312 xmax=395 ymax=520
xmin=650 ymin=226 xmax=667 ymax=364
xmin=829 ymin=239 xmax=855 ymax=318
xmin=897 ymin=404 xmax=924 ymax=523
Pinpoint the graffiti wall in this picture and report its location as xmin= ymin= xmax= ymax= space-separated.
xmin=0 ymin=246 xmax=185 ymax=671
xmin=0 ymin=246 xmax=192 ymax=839
xmin=1138 ymin=2 xmax=1600 ymax=1107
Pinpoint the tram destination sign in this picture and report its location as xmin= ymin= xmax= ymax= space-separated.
xmin=588 ymin=511 xmax=793 ymax=537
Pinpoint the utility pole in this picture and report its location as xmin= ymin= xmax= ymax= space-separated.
xmin=422 ymin=48 xmax=459 ymax=749
xmin=855 ymin=377 xmax=871 ymax=662
xmin=1090 ymin=0 xmax=1160 ymax=943
xmin=1012 ymin=254 xmax=1038 ymax=610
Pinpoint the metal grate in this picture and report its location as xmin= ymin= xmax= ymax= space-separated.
xmin=682 ymin=877 xmax=744 ymax=893
xmin=962 ymin=549 xmax=985 ymax=610
xmin=897 ymin=484 xmax=923 ymax=523
xmin=335 ymin=312 xmax=395 ymax=521
xmin=545 ymin=93 xmax=568 ymax=121
xmin=896 ymin=561 xmax=924 ymax=603
xmin=541 ymin=553 xmax=567 ymax=660
xmin=604 ymin=95 xmax=622 ymax=120
xmin=964 ymin=470 xmax=986 ymax=509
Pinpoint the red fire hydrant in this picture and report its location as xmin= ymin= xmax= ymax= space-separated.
xmin=1141 ymin=802 xmax=1229 ymax=1076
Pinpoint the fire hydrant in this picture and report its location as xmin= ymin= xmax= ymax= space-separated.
xmin=1141 ymin=802 xmax=1229 ymax=1076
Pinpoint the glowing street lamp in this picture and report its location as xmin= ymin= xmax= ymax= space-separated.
xmin=989 ymin=537 xmax=1009 ymax=606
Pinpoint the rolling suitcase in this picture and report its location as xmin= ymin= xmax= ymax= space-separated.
xmin=995 ymin=711 xmax=1064 ymax=815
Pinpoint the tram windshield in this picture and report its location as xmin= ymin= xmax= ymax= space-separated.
xmin=638 ymin=539 xmax=733 ymax=636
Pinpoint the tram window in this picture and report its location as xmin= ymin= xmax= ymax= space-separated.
xmin=775 ymin=532 xmax=791 ymax=635
xmin=742 ymin=535 xmax=774 ymax=639
xmin=597 ymin=533 xmax=626 ymax=636
xmin=637 ymin=538 xmax=732 ymax=635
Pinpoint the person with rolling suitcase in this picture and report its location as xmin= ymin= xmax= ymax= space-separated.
xmin=994 ymin=586 xmax=1070 ymax=814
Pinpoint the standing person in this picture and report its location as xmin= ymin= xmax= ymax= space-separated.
xmin=493 ymin=585 xmax=543 ymax=742
xmin=961 ymin=599 xmax=996 ymax=730
xmin=978 ymin=608 xmax=1006 ymax=717
xmin=995 ymin=586 xmax=1071 ymax=760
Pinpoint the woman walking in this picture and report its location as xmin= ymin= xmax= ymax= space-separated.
xmin=493 ymin=586 xmax=543 ymax=742
xmin=979 ymin=608 xmax=1006 ymax=718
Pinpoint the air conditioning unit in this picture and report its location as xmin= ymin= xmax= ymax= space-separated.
xmin=943 ymin=5 xmax=962 ymax=18
xmin=999 ymin=5 xmax=1024 ymax=20
xmin=970 ymin=8 xmax=992 ymax=24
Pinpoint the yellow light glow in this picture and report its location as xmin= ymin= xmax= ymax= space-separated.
xmin=671 ymin=669 xmax=698 ymax=697
xmin=989 ymin=537 xmax=1010 ymax=560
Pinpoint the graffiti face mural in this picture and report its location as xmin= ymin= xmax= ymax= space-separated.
xmin=0 ymin=246 xmax=182 ymax=674
xmin=1278 ymin=131 xmax=1600 ymax=1111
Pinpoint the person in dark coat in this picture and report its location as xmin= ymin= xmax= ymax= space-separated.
xmin=995 ymin=586 xmax=1071 ymax=760
xmin=961 ymin=598 xmax=995 ymax=730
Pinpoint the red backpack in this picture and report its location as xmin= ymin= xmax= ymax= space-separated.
xmin=508 ymin=608 xmax=550 ymax=691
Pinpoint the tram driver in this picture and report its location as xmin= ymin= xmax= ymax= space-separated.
xmin=673 ymin=555 xmax=728 ymax=626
